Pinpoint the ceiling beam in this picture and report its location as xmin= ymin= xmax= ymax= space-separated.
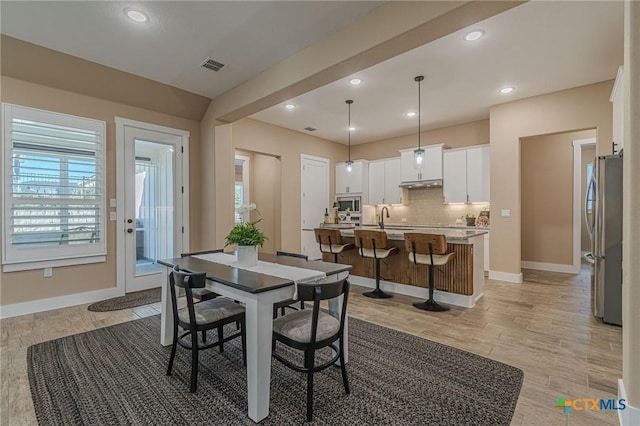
xmin=209 ymin=1 xmax=527 ymax=124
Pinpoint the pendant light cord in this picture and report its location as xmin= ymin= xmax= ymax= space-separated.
xmin=346 ymin=99 xmax=353 ymax=162
xmin=418 ymin=79 xmax=421 ymax=150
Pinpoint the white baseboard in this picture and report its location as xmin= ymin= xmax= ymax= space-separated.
xmin=0 ymin=287 xmax=123 ymax=319
xmin=488 ymin=270 xmax=523 ymax=283
xmin=619 ymin=379 xmax=640 ymax=425
xmin=521 ymin=261 xmax=579 ymax=274
xmin=348 ymin=275 xmax=482 ymax=308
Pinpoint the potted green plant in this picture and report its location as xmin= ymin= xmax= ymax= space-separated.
xmin=464 ymin=213 xmax=476 ymax=227
xmin=225 ymin=203 xmax=268 ymax=267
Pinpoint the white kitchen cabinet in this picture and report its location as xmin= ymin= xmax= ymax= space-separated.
xmin=399 ymin=144 xmax=445 ymax=183
xmin=336 ymin=160 xmax=368 ymax=196
xmin=383 ymin=158 xmax=402 ymax=204
xmin=443 ymin=145 xmax=490 ymax=204
xmin=611 ymin=66 xmax=624 ymax=154
xmin=368 ymin=161 xmax=385 ymax=204
xmin=368 ymin=158 xmax=402 ymax=205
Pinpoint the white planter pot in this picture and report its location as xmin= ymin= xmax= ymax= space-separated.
xmin=236 ymin=245 xmax=258 ymax=267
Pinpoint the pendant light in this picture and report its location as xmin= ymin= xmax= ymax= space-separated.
xmin=414 ymin=76 xmax=425 ymax=167
xmin=345 ymin=99 xmax=354 ymax=173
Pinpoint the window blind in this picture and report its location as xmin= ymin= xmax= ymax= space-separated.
xmin=3 ymin=104 xmax=106 ymax=267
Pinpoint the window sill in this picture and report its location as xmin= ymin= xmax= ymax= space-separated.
xmin=2 ymin=255 xmax=106 ymax=272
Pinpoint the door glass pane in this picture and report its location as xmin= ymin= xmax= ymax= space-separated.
xmin=134 ymin=140 xmax=174 ymax=276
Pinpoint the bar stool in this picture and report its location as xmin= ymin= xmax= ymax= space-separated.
xmin=404 ymin=233 xmax=455 ymax=312
xmin=354 ymin=229 xmax=398 ymax=298
xmin=314 ymin=228 xmax=354 ymax=264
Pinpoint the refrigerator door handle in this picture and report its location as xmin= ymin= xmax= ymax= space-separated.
xmin=585 ymin=175 xmax=596 ymax=236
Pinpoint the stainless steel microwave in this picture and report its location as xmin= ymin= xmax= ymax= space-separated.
xmin=336 ymin=196 xmax=361 ymax=214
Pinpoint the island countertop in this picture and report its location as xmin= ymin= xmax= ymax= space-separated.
xmin=322 ymin=224 xmax=488 ymax=242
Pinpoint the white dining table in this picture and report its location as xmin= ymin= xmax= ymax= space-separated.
xmin=157 ymin=253 xmax=351 ymax=423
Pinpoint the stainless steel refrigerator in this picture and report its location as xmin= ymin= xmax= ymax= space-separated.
xmin=585 ymin=154 xmax=623 ymax=326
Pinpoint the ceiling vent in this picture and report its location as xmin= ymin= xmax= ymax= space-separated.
xmin=304 ymin=127 xmax=317 ymax=132
xmin=201 ymin=58 xmax=225 ymax=72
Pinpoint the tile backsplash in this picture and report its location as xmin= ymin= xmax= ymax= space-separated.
xmin=363 ymin=187 xmax=489 ymax=226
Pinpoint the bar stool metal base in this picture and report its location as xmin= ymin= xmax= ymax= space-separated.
xmin=363 ymin=288 xmax=393 ymax=299
xmin=413 ymin=299 xmax=450 ymax=312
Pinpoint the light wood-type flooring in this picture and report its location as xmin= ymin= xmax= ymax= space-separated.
xmin=1 ymin=263 xmax=622 ymax=425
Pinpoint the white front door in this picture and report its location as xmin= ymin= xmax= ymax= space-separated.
xmin=301 ymin=155 xmax=329 ymax=260
xmin=116 ymin=118 xmax=189 ymax=293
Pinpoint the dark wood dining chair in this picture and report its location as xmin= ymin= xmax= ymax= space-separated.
xmin=273 ymin=251 xmax=308 ymax=317
xmin=166 ymin=266 xmax=246 ymax=393
xmin=272 ymin=277 xmax=350 ymax=422
xmin=180 ymin=249 xmax=223 ymax=302
xmin=404 ymin=233 xmax=455 ymax=312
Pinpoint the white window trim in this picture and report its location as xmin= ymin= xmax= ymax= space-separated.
xmin=2 ymin=103 xmax=107 ymax=272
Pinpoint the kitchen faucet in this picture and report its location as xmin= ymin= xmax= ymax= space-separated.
xmin=378 ymin=206 xmax=390 ymax=229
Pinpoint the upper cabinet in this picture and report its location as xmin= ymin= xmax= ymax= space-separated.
xmin=443 ymin=145 xmax=490 ymax=204
xmin=611 ymin=66 xmax=624 ymax=154
xmin=368 ymin=158 xmax=402 ymax=205
xmin=399 ymin=144 xmax=445 ymax=183
xmin=336 ymin=160 xmax=369 ymax=198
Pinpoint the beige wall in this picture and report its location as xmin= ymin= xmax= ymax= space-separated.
xmin=490 ymin=80 xmax=613 ymax=276
xmin=351 ymin=119 xmax=489 ymax=160
xmin=0 ymin=76 xmax=202 ymax=306
xmin=521 ymin=129 xmax=596 ymax=265
xmin=207 ymin=118 xmax=347 ymax=252
xmin=1 ymin=35 xmax=211 ymax=122
xmin=253 ymin=154 xmax=282 ymax=253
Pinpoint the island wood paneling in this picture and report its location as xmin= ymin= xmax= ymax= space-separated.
xmin=323 ymin=237 xmax=474 ymax=295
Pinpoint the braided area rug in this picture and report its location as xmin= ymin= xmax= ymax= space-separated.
xmin=87 ymin=288 xmax=161 ymax=312
xmin=28 ymin=315 xmax=523 ymax=425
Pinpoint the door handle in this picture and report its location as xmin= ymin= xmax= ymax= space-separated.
xmin=127 ymin=228 xmax=134 ymax=234
xmin=585 ymin=176 xmax=595 ymax=236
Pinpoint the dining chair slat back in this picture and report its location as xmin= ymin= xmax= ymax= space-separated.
xmin=166 ymin=266 xmax=246 ymax=393
xmin=272 ymin=277 xmax=350 ymax=421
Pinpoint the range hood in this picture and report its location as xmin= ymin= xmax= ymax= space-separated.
xmin=398 ymin=179 xmax=442 ymax=189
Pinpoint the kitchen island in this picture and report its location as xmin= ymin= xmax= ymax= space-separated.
xmin=321 ymin=225 xmax=487 ymax=308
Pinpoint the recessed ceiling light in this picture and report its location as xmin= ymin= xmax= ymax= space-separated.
xmin=500 ymin=87 xmax=515 ymax=94
xmin=125 ymin=8 xmax=148 ymax=23
xmin=464 ymin=29 xmax=484 ymax=41
xmin=349 ymin=78 xmax=362 ymax=85
xmin=349 ymin=126 xmax=356 ymax=131
xmin=406 ymin=112 xmax=417 ymax=117
xmin=284 ymin=103 xmax=296 ymax=110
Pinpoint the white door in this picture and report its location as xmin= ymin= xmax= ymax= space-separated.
xmin=116 ymin=118 xmax=189 ymax=293
xmin=301 ymin=155 xmax=329 ymax=260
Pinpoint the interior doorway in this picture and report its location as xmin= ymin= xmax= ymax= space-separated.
xmin=520 ymin=129 xmax=596 ymax=274
xmin=234 ymin=150 xmax=281 ymax=254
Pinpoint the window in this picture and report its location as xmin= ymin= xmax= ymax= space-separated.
xmin=234 ymin=182 xmax=244 ymax=225
xmin=234 ymin=156 xmax=250 ymax=225
xmin=2 ymin=104 xmax=107 ymax=271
